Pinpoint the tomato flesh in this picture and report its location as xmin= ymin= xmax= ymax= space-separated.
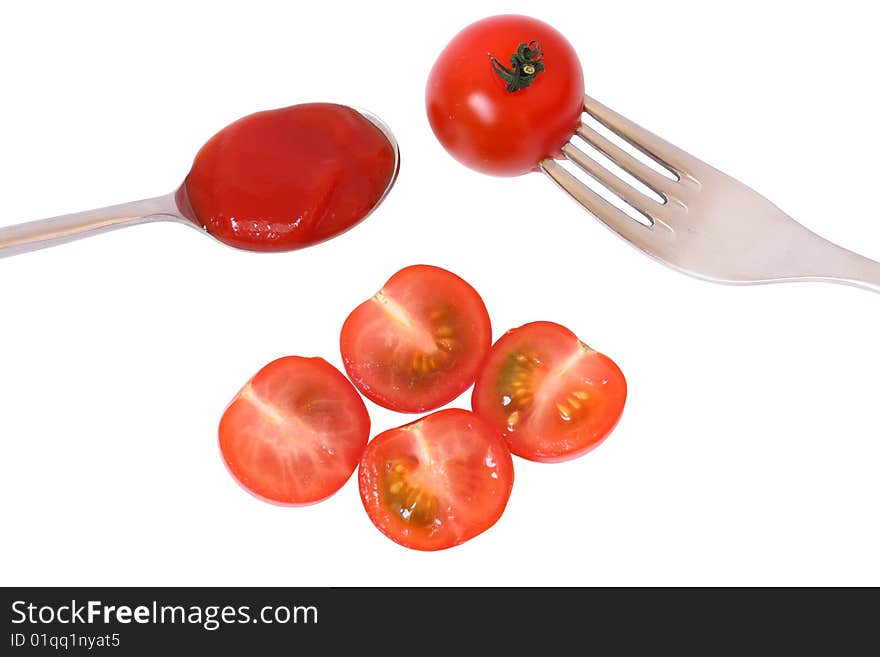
xmin=426 ymin=15 xmax=585 ymax=177
xmin=358 ymin=409 xmax=514 ymax=551
xmin=340 ymin=265 xmax=492 ymax=413
xmin=472 ymin=321 xmax=626 ymax=462
xmin=183 ymin=103 xmax=396 ymax=252
xmin=219 ymin=356 xmax=370 ymax=505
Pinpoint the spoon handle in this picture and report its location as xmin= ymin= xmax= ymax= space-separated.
xmin=0 ymin=192 xmax=183 ymax=258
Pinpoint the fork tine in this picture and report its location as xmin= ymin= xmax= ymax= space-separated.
xmin=575 ymin=124 xmax=679 ymax=199
xmin=540 ymin=159 xmax=667 ymax=246
xmin=562 ymin=141 xmax=664 ymax=219
xmin=583 ymin=95 xmax=705 ymax=180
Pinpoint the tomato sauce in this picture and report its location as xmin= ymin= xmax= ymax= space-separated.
xmin=182 ymin=103 xmax=396 ymax=252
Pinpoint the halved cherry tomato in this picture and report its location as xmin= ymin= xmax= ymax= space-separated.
xmin=340 ymin=265 xmax=492 ymax=413
xmin=426 ymin=15 xmax=585 ymax=177
xmin=471 ymin=321 xmax=626 ymax=462
xmin=219 ymin=356 xmax=370 ymax=505
xmin=358 ymin=409 xmax=514 ymax=551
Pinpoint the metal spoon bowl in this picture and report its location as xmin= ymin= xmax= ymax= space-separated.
xmin=0 ymin=107 xmax=400 ymax=258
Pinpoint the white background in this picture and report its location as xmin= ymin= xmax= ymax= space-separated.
xmin=2 ymin=0 xmax=878 ymax=586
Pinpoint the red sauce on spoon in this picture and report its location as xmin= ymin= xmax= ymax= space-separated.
xmin=181 ymin=103 xmax=396 ymax=252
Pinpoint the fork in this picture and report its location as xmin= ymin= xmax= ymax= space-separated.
xmin=541 ymin=95 xmax=880 ymax=293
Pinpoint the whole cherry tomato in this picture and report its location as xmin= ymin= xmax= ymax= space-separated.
xmin=426 ymin=15 xmax=585 ymax=177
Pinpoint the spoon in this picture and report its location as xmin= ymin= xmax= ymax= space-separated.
xmin=0 ymin=103 xmax=400 ymax=258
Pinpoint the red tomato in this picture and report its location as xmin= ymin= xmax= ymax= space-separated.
xmin=472 ymin=321 xmax=626 ymax=462
xmin=358 ymin=409 xmax=514 ymax=551
xmin=426 ymin=15 xmax=585 ymax=177
xmin=219 ymin=356 xmax=370 ymax=505
xmin=183 ymin=103 xmax=396 ymax=252
xmin=340 ymin=265 xmax=492 ymax=413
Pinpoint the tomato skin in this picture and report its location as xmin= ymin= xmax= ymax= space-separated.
xmin=426 ymin=15 xmax=585 ymax=177
xmin=184 ymin=103 xmax=396 ymax=252
xmin=358 ymin=409 xmax=514 ymax=551
xmin=340 ymin=265 xmax=492 ymax=413
xmin=219 ymin=356 xmax=370 ymax=505
xmin=471 ymin=321 xmax=626 ymax=463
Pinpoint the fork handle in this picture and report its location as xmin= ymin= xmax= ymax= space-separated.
xmin=0 ymin=192 xmax=181 ymax=258
xmin=793 ymin=230 xmax=880 ymax=294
